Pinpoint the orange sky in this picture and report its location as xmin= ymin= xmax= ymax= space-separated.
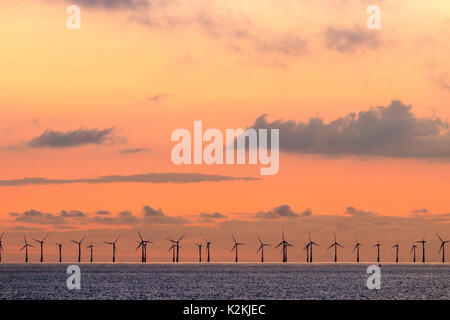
xmin=0 ymin=0 xmax=450 ymax=262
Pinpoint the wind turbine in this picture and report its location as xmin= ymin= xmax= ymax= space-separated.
xmin=71 ymin=236 xmax=86 ymax=262
xmin=303 ymin=243 xmax=310 ymax=263
xmin=136 ymin=230 xmax=152 ymax=263
xmin=353 ymin=240 xmax=362 ymax=263
xmin=205 ymin=239 xmax=212 ymax=262
xmin=104 ymin=236 xmax=120 ymax=263
xmin=33 ymin=234 xmax=49 ymax=263
xmin=168 ymin=234 xmax=185 ymax=263
xmin=436 ymin=234 xmax=449 ymax=263
xmin=327 ymin=232 xmax=344 ymax=263
xmin=415 ymin=236 xmax=426 ymax=263
xmin=257 ymin=235 xmax=270 ymax=263
xmin=374 ymin=241 xmax=381 ymax=265
xmin=274 ymin=231 xmax=293 ymax=263
xmin=19 ymin=235 xmax=33 ymax=263
xmin=168 ymin=241 xmax=176 ymax=263
xmin=195 ymin=242 xmax=202 ymax=263
xmin=55 ymin=242 xmax=63 ymax=263
xmin=0 ymin=232 xmax=4 ymax=263
xmin=86 ymin=243 xmax=94 ymax=263
xmin=391 ymin=241 xmax=399 ymax=263
xmin=306 ymin=232 xmax=319 ymax=263
xmin=410 ymin=242 xmax=417 ymax=263
xmin=231 ymin=235 xmax=245 ymax=263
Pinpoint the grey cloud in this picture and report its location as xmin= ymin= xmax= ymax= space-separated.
xmin=325 ymin=26 xmax=380 ymax=53
xmin=199 ymin=212 xmax=227 ymax=219
xmin=119 ymin=147 xmax=152 ymax=154
xmin=28 ymin=128 xmax=117 ymax=148
xmin=92 ymin=210 xmax=140 ymax=225
xmin=255 ymin=205 xmax=311 ymax=219
xmin=146 ymin=94 xmax=169 ymax=103
xmin=58 ymin=0 xmax=150 ymax=10
xmin=142 ymin=205 xmax=189 ymax=224
xmin=251 ymin=100 xmax=450 ymax=159
xmin=411 ymin=208 xmax=429 ymax=214
xmin=0 ymin=172 xmax=258 ymax=187
xmin=10 ymin=209 xmax=87 ymax=225
xmin=344 ymin=206 xmax=378 ymax=217
xmin=95 ymin=210 xmax=111 ymax=215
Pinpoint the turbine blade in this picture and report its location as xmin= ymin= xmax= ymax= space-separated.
xmin=138 ymin=230 xmax=143 ymax=241
xmin=43 ymin=234 xmax=50 ymax=241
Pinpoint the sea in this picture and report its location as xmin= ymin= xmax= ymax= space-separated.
xmin=1 ymin=263 xmax=449 ymax=300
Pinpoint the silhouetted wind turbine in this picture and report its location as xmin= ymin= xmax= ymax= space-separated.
xmin=306 ymin=232 xmax=319 ymax=263
xmin=231 ymin=235 xmax=245 ymax=263
xmin=205 ymin=239 xmax=212 ymax=262
xmin=0 ymin=232 xmax=4 ymax=263
xmin=392 ymin=241 xmax=399 ymax=263
xmin=33 ymin=234 xmax=49 ymax=263
xmin=374 ymin=241 xmax=381 ymax=265
xmin=168 ymin=234 xmax=185 ymax=263
xmin=274 ymin=231 xmax=293 ymax=263
xmin=87 ymin=243 xmax=94 ymax=263
xmin=436 ymin=234 xmax=449 ymax=263
xmin=195 ymin=242 xmax=202 ymax=263
xmin=168 ymin=237 xmax=176 ymax=263
xmin=303 ymin=243 xmax=310 ymax=262
xmin=71 ymin=236 xmax=86 ymax=262
xmin=55 ymin=242 xmax=63 ymax=263
xmin=20 ymin=235 xmax=33 ymax=263
xmin=257 ymin=235 xmax=270 ymax=263
xmin=410 ymin=242 xmax=417 ymax=263
xmin=136 ymin=230 xmax=152 ymax=263
xmin=415 ymin=237 xmax=426 ymax=263
xmin=353 ymin=240 xmax=362 ymax=263
xmin=327 ymin=232 xmax=343 ymax=263
xmin=105 ymin=236 xmax=120 ymax=263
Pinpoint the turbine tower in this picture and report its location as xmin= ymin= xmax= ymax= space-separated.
xmin=306 ymin=232 xmax=319 ymax=263
xmin=71 ymin=236 xmax=86 ymax=262
xmin=0 ymin=232 xmax=4 ymax=263
xmin=136 ymin=230 xmax=152 ymax=263
xmin=436 ymin=234 xmax=449 ymax=263
xmin=33 ymin=234 xmax=49 ymax=263
xmin=104 ymin=236 xmax=120 ymax=263
xmin=231 ymin=235 xmax=245 ymax=263
xmin=19 ymin=235 xmax=33 ymax=263
xmin=274 ymin=231 xmax=293 ymax=263
xmin=303 ymin=243 xmax=310 ymax=263
xmin=391 ymin=241 xmax=399 ymax=263
xmin=55 ymin=242 xmax=63 ymax=263
xmin=410 ymin=242 xmax=417 ymax=263
xmin=353 ymin=240 xmax=362 ymax=263
xmin=195 ymin=242 xmax=202 ymax=263
xmin=86 ymin=243 xmax=94 ymax=263
xmin=327 ymin=232 xmax=344 ymax=263
xmin=257 ymin=235 xmax=270 ymax=263
xmin=168 ymin=234 xmax=185 ymax=263
xmin=205 ymin=239 xmax=212 ymax=262
xmin=415 ymin=237 xmax=426 ymax=263
xmin=374 ymin=242 xmax=381 ymax=265
xmin=168 ymin=240 xmax=176 ymax=263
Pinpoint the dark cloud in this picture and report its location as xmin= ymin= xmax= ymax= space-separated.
xmin=411 ymin=208 xmax=429 ymax=214
xmin=28 ymin=128 xmax=117 ymax=148
xmin=142 ymin=205 xmax=189 ymax=224
xmin=119 ymin=147 xmax=152 ymax=154
xmin=95 ymin=210 xmax=111 ymax=215
xmin=146 ymin=94 xmax=169 ymax=103
xmin=92 ymin=210 xmax=140 ymax=225
xmin=59 ymin=0 xmax=150 ymax=10
xmin=255 ymin=205 xmax=312 ymax=219
xmin=199 ymin=212 xmax=227 ymax=219
xmin=344 ymin=206 xmax=378 ymax=217
xmin=325 ymin=26 xmax=380 ymax=53
xmin=10 ymin=209 xmax=87 ymax=225
xmin=0 ymin=172 xmax=258 ymax=187
xmin=251 ymin=100 xmax=450 ymax=159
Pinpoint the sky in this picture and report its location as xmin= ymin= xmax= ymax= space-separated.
xmin=0 ymin=0 xmax=450 ymax=263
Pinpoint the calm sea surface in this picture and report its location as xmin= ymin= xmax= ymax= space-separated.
xmin=1 ymin=263 xmax=449 ymax=300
